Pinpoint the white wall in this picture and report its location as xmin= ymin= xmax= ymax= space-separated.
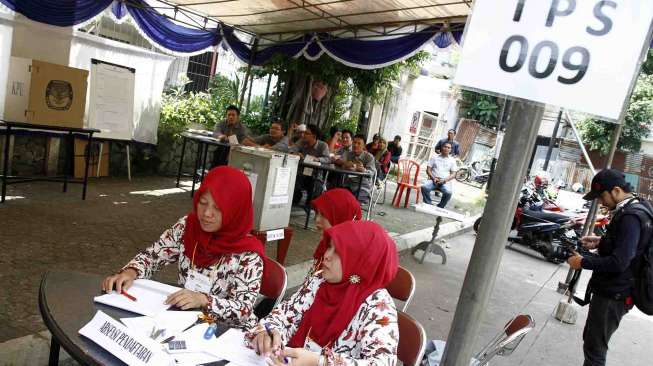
xmin=381 ymin=73 xmax=452 ymax=144
xmin=11 ymin=15 xmax=72 ymax=64
xmin=0 ymin=11 xmax=14 ymax=119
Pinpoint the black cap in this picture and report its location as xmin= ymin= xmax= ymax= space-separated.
xmin=583 ymin=169 xmax=627 ymax=200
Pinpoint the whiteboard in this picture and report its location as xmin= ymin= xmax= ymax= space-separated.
xmin=88 ymin=59 xmax=135 ymax=140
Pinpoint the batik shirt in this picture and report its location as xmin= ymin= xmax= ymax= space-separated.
xmin=250 ymin=268 xmax=399 ymax=365
xmin=124 ymin=216 xmax=263 ymax=329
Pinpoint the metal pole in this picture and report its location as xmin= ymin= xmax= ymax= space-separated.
xmin=565 ymin=111 xmax=596 ymax=173
xmin=563 ymin=121 xmax=624 ymax=296
xmin=238 ymin=39 xmax=259 ymax=109
xmin=441 ymin=101 xmax=545 ymax=366
xmin=543 ymin=109 xmax=563 ymax=171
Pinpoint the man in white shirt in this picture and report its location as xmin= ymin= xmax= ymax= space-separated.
xmin=421 ymin=142 xmax=457 ymax=208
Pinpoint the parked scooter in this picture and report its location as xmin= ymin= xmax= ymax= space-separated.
xmin=455 ymin=158 xmax=491 ymax=186
xmin=473 ymin=182 xmax=608 ymax=262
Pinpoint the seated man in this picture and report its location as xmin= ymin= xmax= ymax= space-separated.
xmin=290 ymin=124 xmax=331 ymax=205
xmin=334 ymin=129 xmax=353 ymax=156
xmin=335 ymin=134 xmax=377 ymax=203
xmin=435 ymin=129 xmax=460 ymax=157
xmin=212 ymin=105 xmax=250 ymax=166
xmin=387 ymin=135 xmax=403 ymax=164
xmin=243 ymin=120 xmax=289 ymax=152
xmin=421 ymin=142 xmax=456 ymax=208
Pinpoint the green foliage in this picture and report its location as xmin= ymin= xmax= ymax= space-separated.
xmin=328 ymin=80 xmax=359 ymax=133
xmin=579 ymin=74 xmax=653 ymax=154
xmin=257 ymin=51 xmax=429 ymax=107
xmin=459 ymin=90 xmax=501 ymax=127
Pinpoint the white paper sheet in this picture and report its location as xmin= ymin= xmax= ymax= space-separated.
xmin=78 ymin=310 xmax=173 ymax=366
xmin=273 ymin=167 xmax=291 ymax=196
xmin=207 ymin=329 xmax=267 ymax=366
xmin=94 ymin=279 xmax=181 ymax=316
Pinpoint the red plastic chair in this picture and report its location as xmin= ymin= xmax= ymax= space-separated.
xmin=254 ymin=259 xmax=288 ymax=318
xmin=392 ymin=159 xmax=421 ymax=208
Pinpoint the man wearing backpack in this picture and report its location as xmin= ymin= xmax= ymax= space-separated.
xmin=567 ymin=169 xmax=653 ymax=366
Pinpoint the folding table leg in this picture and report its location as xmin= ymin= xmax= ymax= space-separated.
xmin=48 ymin=337 xmax=60 ymax=366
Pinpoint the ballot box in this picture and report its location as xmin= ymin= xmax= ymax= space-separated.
xmin=229 ymin=146 xmax=299 ymax=231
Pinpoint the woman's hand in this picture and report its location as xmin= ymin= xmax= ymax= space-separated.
xmin=164 ymin=289 xmax=209 ymax=310
xmin=267 ymin=348 xmax=320 ymax=366
xmin=102 ymin=268 xmax=137 ymax=294
xmin=252 ymin=328 xmax=282 ymax=357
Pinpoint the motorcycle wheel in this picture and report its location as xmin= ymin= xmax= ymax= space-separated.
xmin=455 ymin=168 xmax=470 ymax=182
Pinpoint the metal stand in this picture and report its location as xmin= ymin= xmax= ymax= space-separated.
xmin=411 ymin=216 xmax=447 ymax=264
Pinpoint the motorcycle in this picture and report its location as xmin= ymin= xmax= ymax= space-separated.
xmin=473 ymin=183 xmax=609 ymax=262
xmin=455 ymin=158 xmax=491 ymax=186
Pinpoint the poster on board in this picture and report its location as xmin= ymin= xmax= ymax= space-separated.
xmin=88 ymin=59 xmax=135 ymax=141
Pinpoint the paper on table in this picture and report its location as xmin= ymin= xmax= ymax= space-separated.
xmin=94 ymin=279 xmax=181 ymax=316
xmin=207 ymin=328 xmax=267 ymax=366
xmin=173 ymin=352 xmax=223 ymax=366
xmin=121 ymin=311 xmax=203 ymax=339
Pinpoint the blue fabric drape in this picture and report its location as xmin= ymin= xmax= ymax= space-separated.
xmin=126 ymin=0 xmax=221 ymax=54
xmin=318 ymin=26 xmax=441 ymax=68
xmin=111 ymin=1 xmax=127 ymax=21
xmin=0 ymin=0 xmax=112 ymax=26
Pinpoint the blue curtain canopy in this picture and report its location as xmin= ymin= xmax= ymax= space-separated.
xmin=127 ymin=0 xmax=221 ymax=54
xmin=0 ymin=0 xmax=464 ymax=68
xmin=0 ymin=0 xmax=113 ymax=26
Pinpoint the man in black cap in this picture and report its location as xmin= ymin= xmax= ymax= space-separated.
xmin=567 ymin=169 xmax=653 ymax=366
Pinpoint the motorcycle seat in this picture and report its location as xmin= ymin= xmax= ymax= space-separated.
xmin=522 ymin=209 xmax=569 ymax=224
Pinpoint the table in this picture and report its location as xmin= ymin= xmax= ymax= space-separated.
xmin=39 ymin=270 xmax=231 ymax=366
xmin=175 ymin=131 xmax=230 ymax=197
xmin=40 ymin=270 xmax=140 ymax=365
xmin=1 ymin=120 xmax=100 ymax=203
xmin=298 ymin=161 xmax=375 ymax=228
xmin=252 ymin=227 xmax=294 ymax=265
xmin=410 ymin=204 xmax=467 ymax=264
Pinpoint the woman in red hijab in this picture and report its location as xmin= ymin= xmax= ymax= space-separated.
xmin=249 ymin=221 xmax=399 ymax=365
xmin=102 ymin=166 xmax=265 ymax=329
xmin=310 ymin=188 xmax=362 ymax=262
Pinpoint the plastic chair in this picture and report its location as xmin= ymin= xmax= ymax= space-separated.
xmin=422 ymin=314 xmax=535 ymax=366
xmin=398 ymin=310 xmax=427 ymax=366
xmin=392 ymin=159 xmax=421 ymax=208
xmin=386 ymin=266 xmax=415 ymax=311
xmin=368 ymin=162 xmax=392 ymax=215
xmin=254 ymin=259 xmax=287 ymax=318
xmin=472 ymin=314 xmax=535 ymax=365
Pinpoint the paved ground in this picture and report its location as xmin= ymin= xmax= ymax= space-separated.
xmin=0 ymin=175 xmax=484 ymax=344
xmin=2 ymin=174 xmax=650 ymax=365
xmin=405 ymin=232 xmax=653 ymax=366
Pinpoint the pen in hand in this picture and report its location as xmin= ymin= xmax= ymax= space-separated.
xmin=264 ymin=323 xmax=288 ymax=364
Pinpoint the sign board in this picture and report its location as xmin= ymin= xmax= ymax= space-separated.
xmin=88 ymin=59 xmax=135 ymax=141
xmin=79 ymin=310 xmax=171 ymax=366
xmin=455 ymin=1 xmax=653 ymax=122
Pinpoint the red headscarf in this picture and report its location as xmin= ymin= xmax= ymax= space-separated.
xmin=310 ymin=188 xmax=362 ymax=261
xmin=288 ymin=221 xmax=398 ymax=348
xmin=182 ymin=166 xmax=264 ymax=268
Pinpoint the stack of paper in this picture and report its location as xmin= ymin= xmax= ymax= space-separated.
xmin=94 ymin=279 xmax=181 ymax=316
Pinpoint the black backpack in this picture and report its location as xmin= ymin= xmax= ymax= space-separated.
xmin=626 ymin=199 xmax=653 ymax=315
